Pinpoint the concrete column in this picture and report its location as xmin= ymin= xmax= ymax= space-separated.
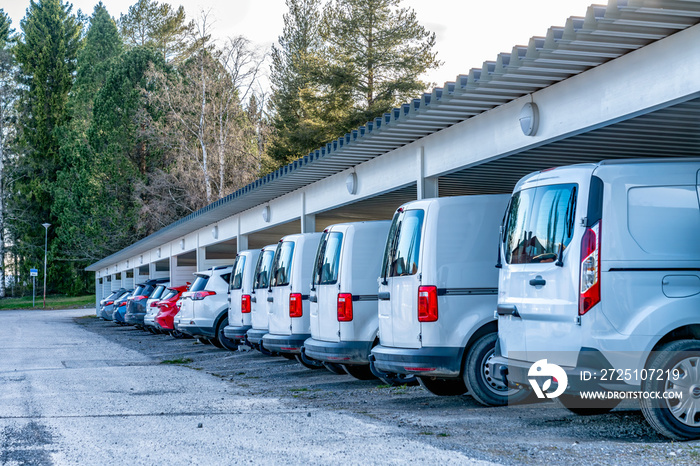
xmin=196 ymin=246 xmax=206 ymax=271
xmin=237 ymin=217 xmax=249 ymax=252
xmin=300 ymin=192 xmax=316 ymax=233
xmin=417 ymin=146 xmax=438 ymax=200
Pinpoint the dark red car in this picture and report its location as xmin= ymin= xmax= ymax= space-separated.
xmin=155 ymin=285 xmax=190 ymax=337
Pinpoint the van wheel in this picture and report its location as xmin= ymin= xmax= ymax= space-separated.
xmin=419 ymin=377 xmax=467 ymax=396
xmin=464 ymin=333 xmax=529 ymax=406
xmin=323 ymin=362 xmax=347 ymax=375
xmin=215 ymin=318 xmax=239 ymax=351
xmin=197 ymin=337 xmax=212 ymax=345
xmin=557 ymin=394 xmax=620 ymax=415
xmin=640 ymin=339 xmax=700 ymax=440
xmin=343 ymin=364 xmax=377 ymax=381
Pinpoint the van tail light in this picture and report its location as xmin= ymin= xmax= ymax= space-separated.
xmin=289 ymin=293 xmax=303 ymax=318
xmin=337 ymin=293 xmax=353 ymax=322
xmin=192 ymin=291 xmax=216 ymax=300
xmin=418 ymin=286 xmax=438 ymax=322
xmin=579 ymin=221 xmax=601 ymax=316
xmin=241 ymin=294 xmax=251 ymax=313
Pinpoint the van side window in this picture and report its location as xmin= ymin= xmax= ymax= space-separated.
xmin=385 ymin=209 xmax=424 ymax=277
xmin=253 ymin=250 xmax=275 ymax=290
xmin=313 ymin=231 xmax=343 ymax=285
xmin=505 ymin=184 xmax=577 ymax=264
xmin=270 ymin=242 xmax=295 ymax=287
xmin=230 ymin=256 xmax=246 ymax=290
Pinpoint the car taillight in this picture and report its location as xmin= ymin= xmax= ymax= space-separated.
xmin=105 ymin=301 xmax=114 ymax=306
xmin=118 ymin=302 xmax=126 ymax=307
xmin=149 ymin=301 xmax=158 ymax=307
xmin=579 ymin=221 xmax=601 ymax=316
xmin=133 ymin=295 xmax=147 ymax=301
xmin=417 ymin=286 xmax=438 ymax=322
xmin=289 ymin=293 xmax=302 ymax=318
xmin=337 ymin=293 xmax=353 ymax=322
xmin=241 ymin=294 xmax=251 ymax=313
xmin=192 ymin=291 xmax=216 ymax=300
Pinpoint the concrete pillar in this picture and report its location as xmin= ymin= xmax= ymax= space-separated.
xmin=417 ymin=146 xmax=438 ymax=200
xmin=237 ymin=217 xmax=249 ymax=252
xmin=196 ymin=246 xmax=206 ymax=271
xmin=300 ymin=192 xmax=316 ymax=233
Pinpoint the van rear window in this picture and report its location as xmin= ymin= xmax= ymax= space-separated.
xmin=230 ymin=256 xmax=246 ymax=290
xmin=253 ymin=250 xmax=275 ymax=289
xmin=313 ymin=231 xmax=343 ymax=285
xmin=270 ymin=241 xmax=295 ymax=287
xmin=504 ymin=184 xmax=577 ymax=264
xmin=382 ymin=209 xmax=424 ymax=277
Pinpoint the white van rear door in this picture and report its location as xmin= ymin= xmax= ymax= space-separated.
xmin=268 ymin=241 xmax=294 ymax=336
xmin=312 ymin=230 xmax=343 ymax=342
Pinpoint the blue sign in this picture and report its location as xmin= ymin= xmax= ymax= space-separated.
xmin=30 ymin=268 xmax=38 ymax=277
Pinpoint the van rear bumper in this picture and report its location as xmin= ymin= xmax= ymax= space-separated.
xmin=175 ymin=323 xmax=215 ymax=339
xmin=263 ymin=333 xmax=310 ymax=354
xmin=489 ymin=348 xmax=641 ymax=393
xmin=246 ymin=328 xmax=267 ymax=345
xmin=303 ymin=338 xmax=372 ymax=365
xmin=371 ymin=345 xmax=464 ymax=377
xmin=224 ymin=325 xmax=250 ymax=340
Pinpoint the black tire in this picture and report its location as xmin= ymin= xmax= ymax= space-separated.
xmin=295 ymin=354 xmax=324 ymax=370
xmin=419 ymin=376 xmax=468 ymax=396
xmin=171 ymin=330 xmax=187 ymax=339
xmin=280 ymin=353 xmax=296 ymax=360
xmin=640 ymin=339 xmax=700 ymax=440
xmin=197 ymin=337 xmax=212 ymax=345
xmin=323 ymin=362 xmax=347 ymax=375
xmin=557 ymin=393 xmax=620 ymax=416
xmin=463 ymin=332 xmax=529 ymax=406
xmin=215 ymin=318 xmax=240 ymax=351
xmin=343 ymin=364 xmax=377 ymax=381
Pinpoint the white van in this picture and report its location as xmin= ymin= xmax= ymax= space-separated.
xmin=262 ymin=233 xmax=323 ymax=366
xmin=223 ymin=249 xmax=262 ymax=343
xmin=245 ymin=244 xmax=277 ymax=352
xmin=304 ymin=221 xmax=391 ymax=379
xmin=491 ymin=158 xmax=700 ymax=440
xmin=369 ymin=195 xmax=526 ymax=405
xmin=175 ymin=265 xmax=235 ymax=350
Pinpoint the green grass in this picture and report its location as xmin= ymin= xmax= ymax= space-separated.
xmin=160 ymin=358 xmax=193 ymax=365
xmin=0 ymin=294 xmax=97 ymax=311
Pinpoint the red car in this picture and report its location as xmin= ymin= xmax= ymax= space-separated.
xmin=155 ymin=285 xmax=190 ymax=337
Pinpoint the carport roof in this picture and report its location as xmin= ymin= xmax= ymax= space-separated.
xmin=86 ymin=0 xmax=700 ymax=272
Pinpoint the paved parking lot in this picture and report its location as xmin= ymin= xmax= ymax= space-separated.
xmin=2 ymin=309 xmax=700 ymax=464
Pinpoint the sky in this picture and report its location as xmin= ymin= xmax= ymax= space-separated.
xmin=3 ymin=0 xmax=599 ymax=90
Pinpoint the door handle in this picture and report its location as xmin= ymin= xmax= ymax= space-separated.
xmin=251 ymin=296 xmax=256 ymax=303
xmin=267 ymin=297 xmax=274 ymax=302
xmin=529 ymin=276 xmax=546 ymax=287
xmin=378 ymin=292 xmax=390 ymax=301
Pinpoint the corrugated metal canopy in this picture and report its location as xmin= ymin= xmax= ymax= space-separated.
xmin=87 ymin=0 xmax=700 ymax=271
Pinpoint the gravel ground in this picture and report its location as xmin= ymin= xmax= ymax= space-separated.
xmin=75 ymin=315 xmax=700 ymax=465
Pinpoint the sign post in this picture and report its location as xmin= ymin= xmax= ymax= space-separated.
xmin=30 ymin=269 xmax=38 ymax=307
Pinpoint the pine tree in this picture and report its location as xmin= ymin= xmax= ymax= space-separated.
xmin=12 ymin=0 xmax=81 ymax=295
xmin=267 ymin=0 xmax=329 ymax=166
xmin=321 ymin=0 xmax=441 ymax=128
xmin=0 ymin=9 xmax=15 ymax=297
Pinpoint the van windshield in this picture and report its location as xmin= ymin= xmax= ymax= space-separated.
xmin=313 ymin=231 xmax=343 ymax=285
xmin=253 ymin=250 xmax=275 ymax=289
xmin=504 ymin=183 xmax=577 ymax=264
xmin=270 ymin=241 xmax=295 ymax=287
xmin=230 ymin=256 xmax=246 ymax=290
xmin=382 ymin=209 xmax=424 ymax=277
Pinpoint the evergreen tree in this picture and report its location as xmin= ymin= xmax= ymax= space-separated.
xmin=119 ymin=0 xmax=195 ymax=64
xmin=51 ymin=3 xmax=123 ymax=293
xmin=0 ymin=9 xmax=15 ymax=297
xmin=267 ymin=0 xmax=328 ymax=166
xmin=12 ymin=0 xmax=81 ymax=295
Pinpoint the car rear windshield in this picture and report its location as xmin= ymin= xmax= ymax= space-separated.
xmin=150 ymin=285 xmax=166 ymax=300
xmin=313 ymin=231 xmax=343 ymax=285
xmin=504 ymin=183 xmax=577 ymax=264
xmin=253 ymin=250 xmax=275 ymax=289
xmin=189 ymin=275 xmax=209 ymax=292
xmin=381 ymin=209 xmax=424 ymax=278
xmin=161 ymin=289 xmax=177 ymax=300
xmin=270 ymin=241 xmax=295 ymax=287
xmin=230 ymin=256 xmax=246 ymax=290
xmin=133 ymin=285 xmax=146 ymax=296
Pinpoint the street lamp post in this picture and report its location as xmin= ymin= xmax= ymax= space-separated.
xmin=42 ymin=223 xmax=50 ymax=308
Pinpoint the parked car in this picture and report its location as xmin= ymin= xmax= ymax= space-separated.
xmin=304 ymin=221 xmax=391 ymax=379
xmin=100 ymin=288 xmax=126 ymax=320
xmin=143 ymin=282 xmax=171 ymax=333
xmin=124 ymin=278 xmax=170 ymax=327
xmin=369 ymin=194 xmax=526 ymax=404
xmin=245 ymin=245 xmax=278 ymax=352
xmin=154 ymin=285 xmax=190 ymax=338
xmin=490 ymin=158 xmax=700 ymax=440
xmin=262 ymin=233 xmax=323 ymax=367
xmin=224 ymin=249 xmax=262 ymax=344
xmin=112 ymin=289 xmax=134 ymax=324
xmin=175 ymin=266 xmax=237 ymax=349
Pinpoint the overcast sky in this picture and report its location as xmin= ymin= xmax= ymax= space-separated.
xmin=4 ymin=0 xmax=597 ymax=90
